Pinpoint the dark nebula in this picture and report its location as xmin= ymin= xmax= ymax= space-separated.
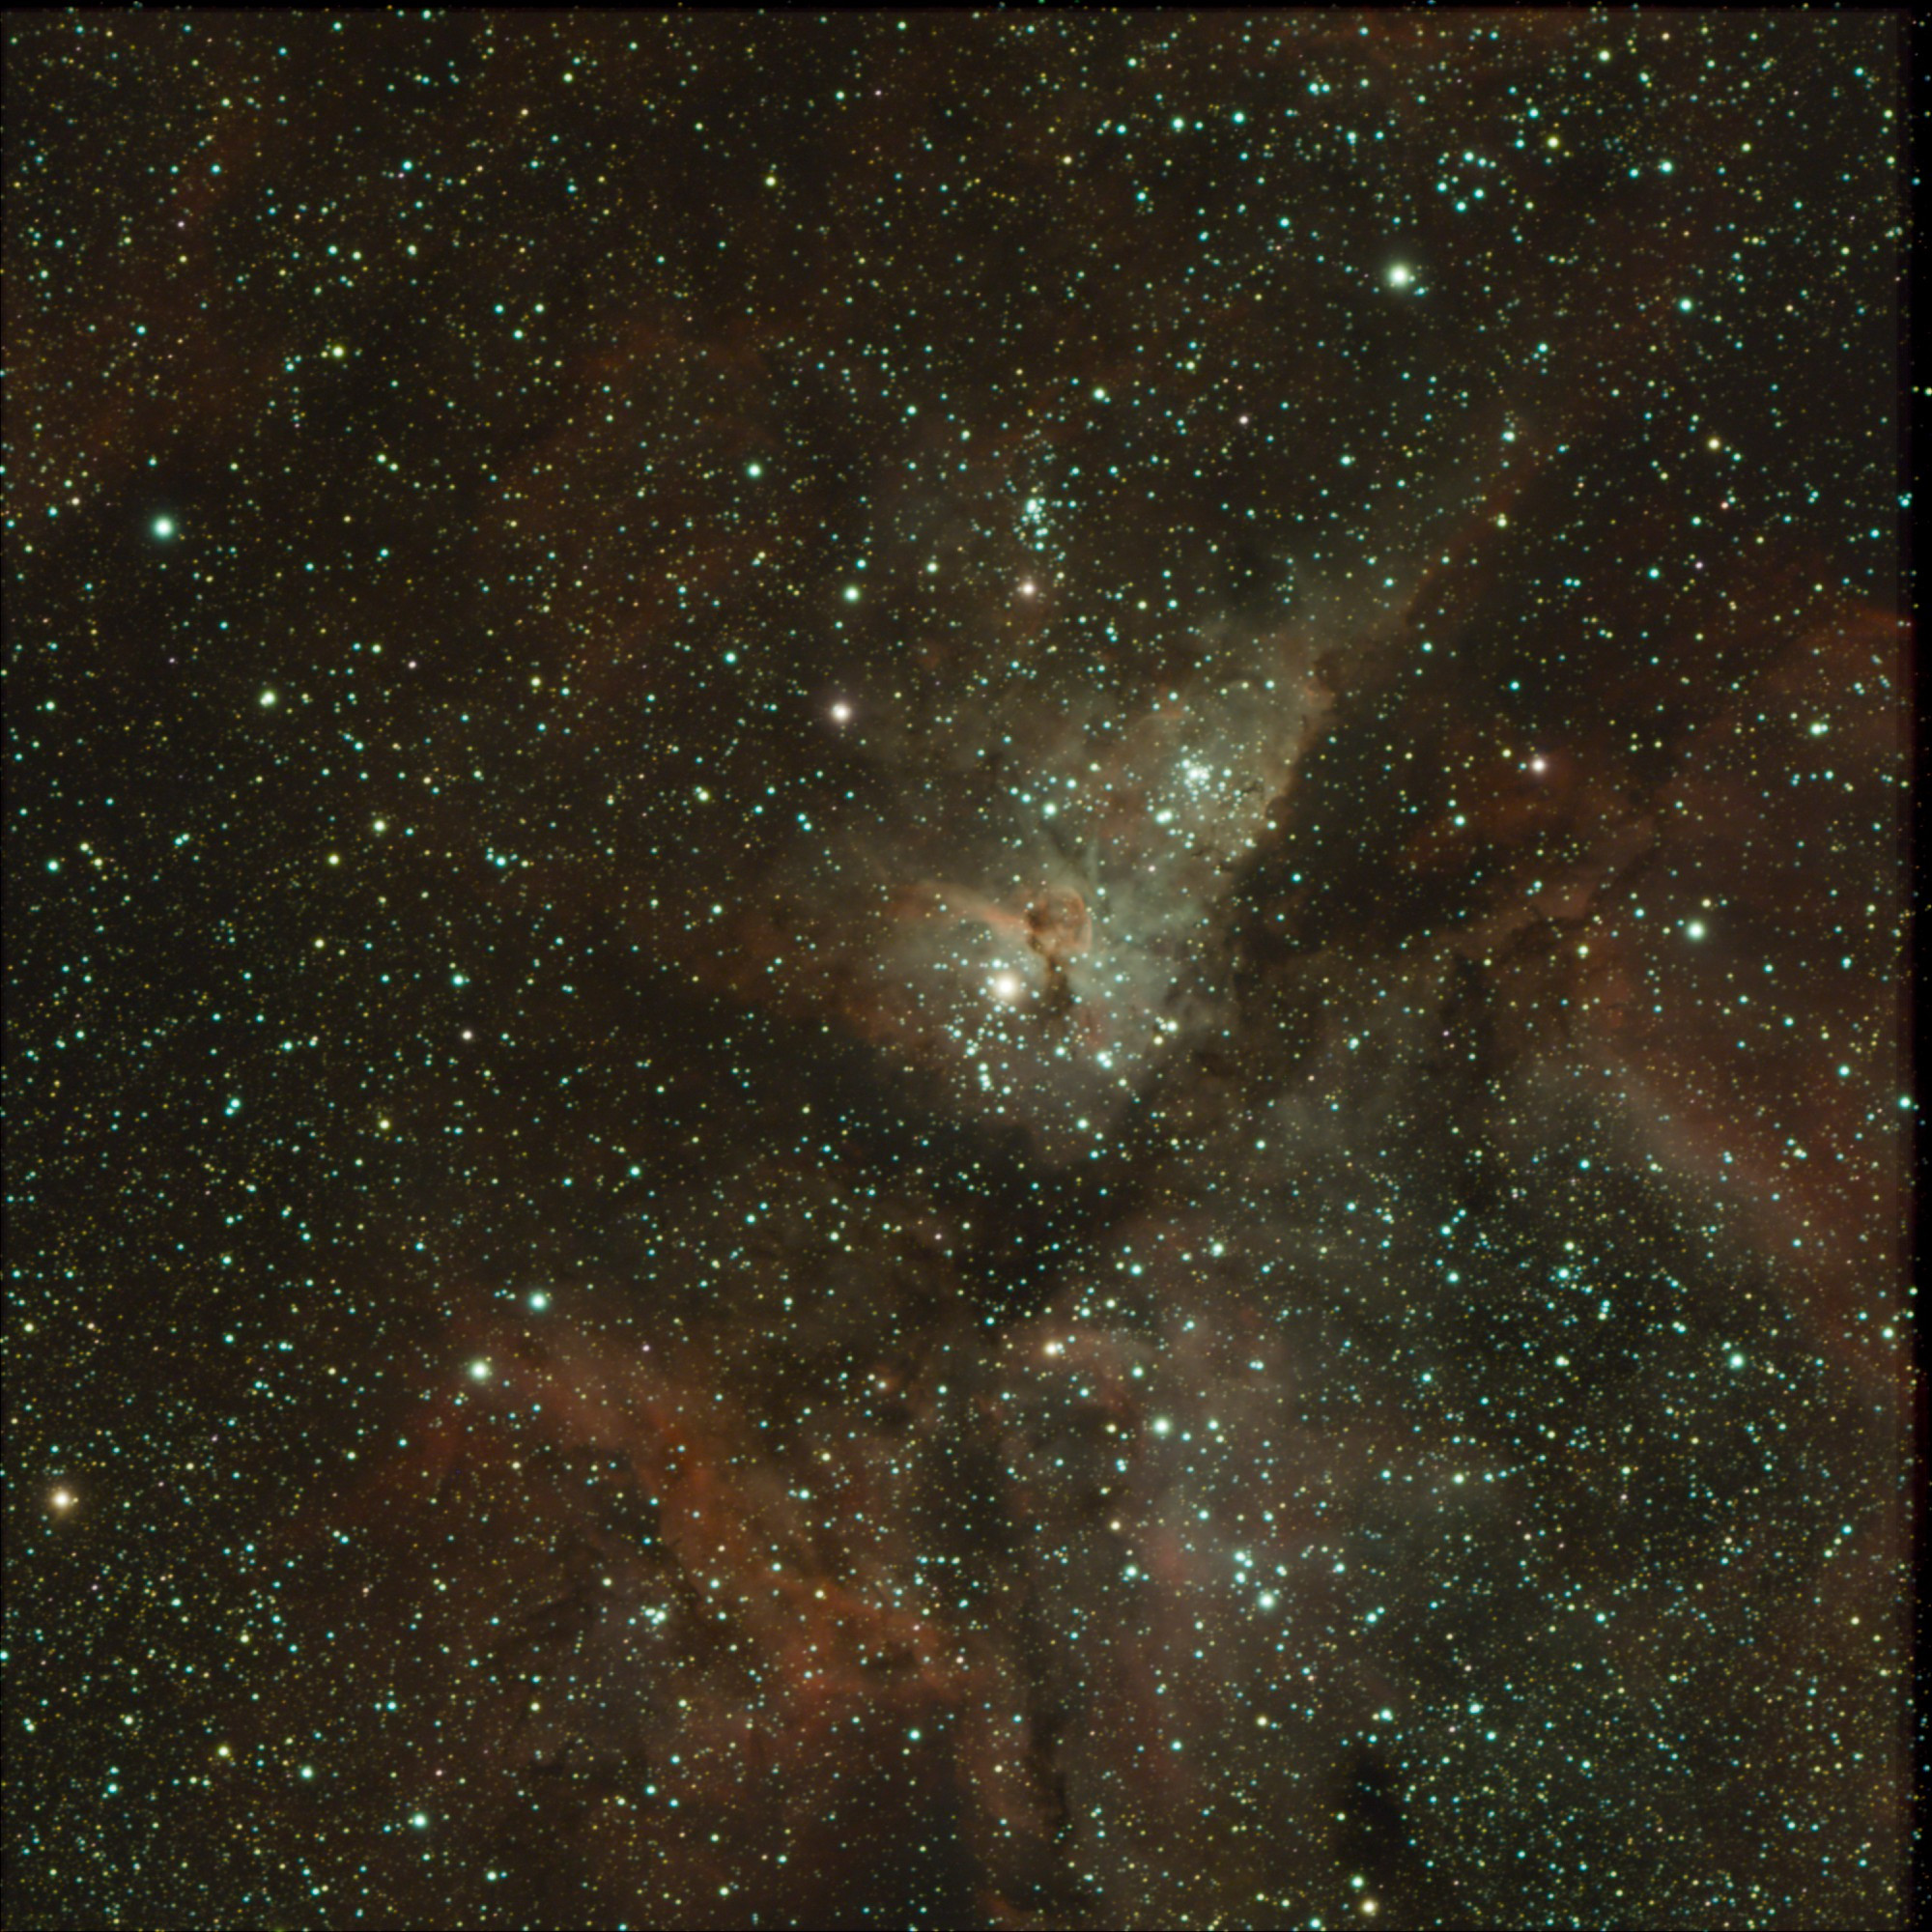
xmin=5 ymin=13 xmax=1911 ymax=1930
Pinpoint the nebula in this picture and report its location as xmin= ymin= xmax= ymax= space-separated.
xmin=6 ymin=13 xmax=1905 ymax=1931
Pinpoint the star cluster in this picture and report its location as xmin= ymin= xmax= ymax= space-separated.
xmin=5 ymin=13 xmax=1910 ymax=1931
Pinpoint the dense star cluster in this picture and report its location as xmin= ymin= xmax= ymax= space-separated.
xmin=5 ymin=13 xmax=1911 ymax=1931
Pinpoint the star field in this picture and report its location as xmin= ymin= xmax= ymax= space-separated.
xmin=4 ymin=13 xmax=1912 ymax=1930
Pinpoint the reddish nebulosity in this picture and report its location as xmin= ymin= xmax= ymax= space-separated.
xmin=9 ymin=12 xmax=1902 ymax=1929
xmin=272 ymin=1300 xmax=1035 ymax=1922
xmin=1558 ymin=610 xmax=1906 ymax=1390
